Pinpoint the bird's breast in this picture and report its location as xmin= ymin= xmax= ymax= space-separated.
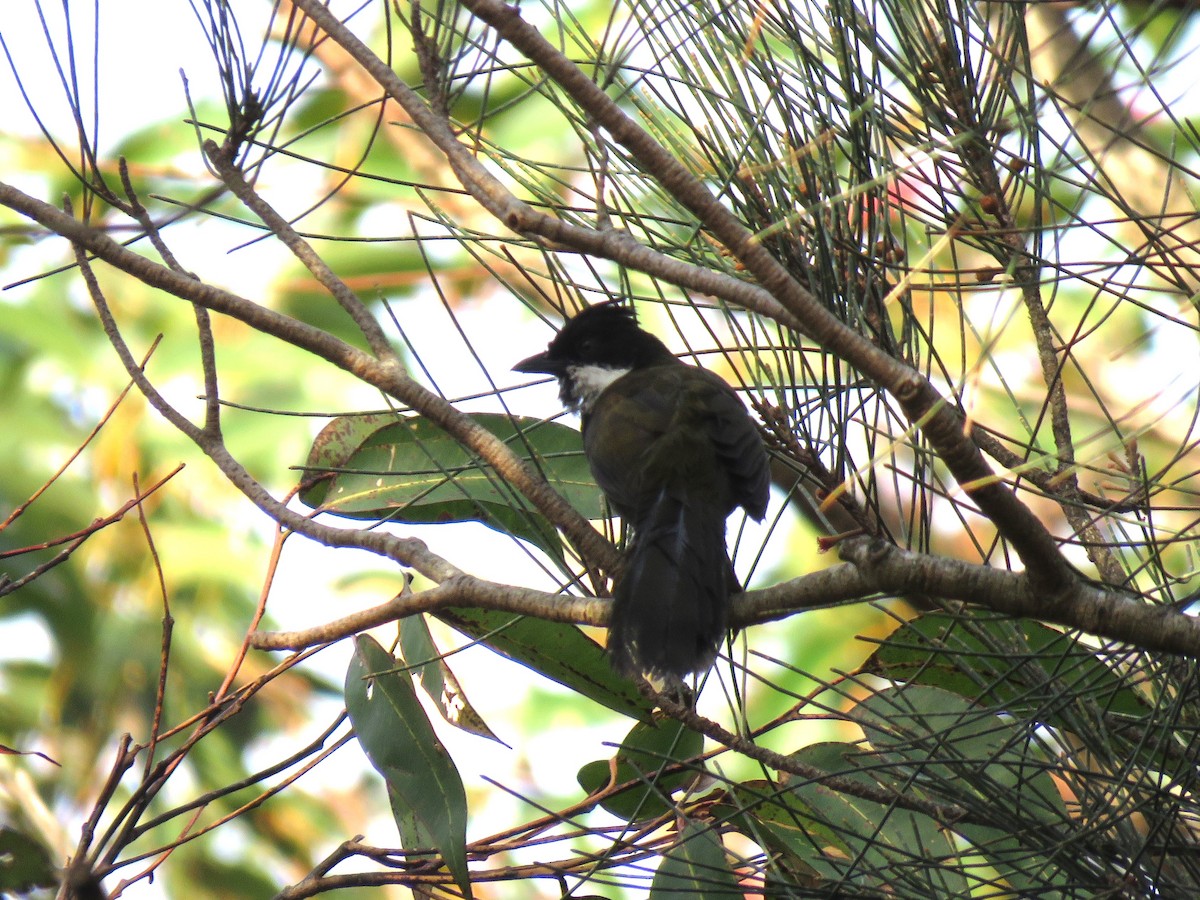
xmin=581 ymin=364 xmax=739 ymax=521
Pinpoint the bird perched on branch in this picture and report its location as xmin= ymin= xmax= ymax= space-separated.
xmin=515 ymin=302 xmax=770 ymax=681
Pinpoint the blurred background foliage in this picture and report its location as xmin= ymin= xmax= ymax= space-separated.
xmin=1 ymin=0 xmax=1199 ymax=898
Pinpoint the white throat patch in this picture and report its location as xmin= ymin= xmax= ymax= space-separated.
xmin=567 ymin=363 xmax=631 ymax=413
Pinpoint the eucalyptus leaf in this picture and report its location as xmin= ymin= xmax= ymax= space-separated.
xmin=399 ymin=613 xmax=506 ymax=745
xmin=345 ymin=635 xmax=473 ymax=898
xmin=851 ymin=684 xmax=1074 ymax=893
xmin=576 ymin=718 xmax=704 ymax=819
xmin=0 ymin=826 xmax=56 ymax=892
xmin=865 ymin=613 xmax=1150 ymax=722
xmin=851 ymin=684 xmax=1070 ymax=828
xmin=434 ymin=606 xmax=654 ymax=722
xmin=300 ymin=412 xmax=601 ymax=562
xmin=716 ymin=744 xmax=970 ymax=895
xmin=649 ymin=820 xmax=738 ymax=899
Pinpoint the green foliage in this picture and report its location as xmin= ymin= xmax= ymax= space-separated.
xmin=301 ymin=411 xmax=601 ymax=560
xmin=433 ymin=606 xmax=653 ymax=722
xmin=345 ymin=634 xmax=473 ymax=898
xmin=576 ymin=718 xmax=705 ymax=819
xmin=0 ymin=826 xmax=57 ymax=893
xmin=866 ymin=613 xmax=1152 ymax=724
xmin=649 ymin=820 xmax=739 ymax=899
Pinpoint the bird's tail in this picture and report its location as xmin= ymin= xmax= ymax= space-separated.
xmin=608 ymin=491 xmax=736 ymax=679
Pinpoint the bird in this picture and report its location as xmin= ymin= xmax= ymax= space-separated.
xmin=514 ymin=301 xmax=770 ymax=681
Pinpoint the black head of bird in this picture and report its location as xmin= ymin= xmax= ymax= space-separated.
xmin=515 ymin=302 xmax=770 ymax=681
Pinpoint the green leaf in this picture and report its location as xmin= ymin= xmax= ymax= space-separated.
xmin=0 ymin=826 xmax=56 ymax=892
xmin=345 ymin=635 xmax=473 ymax=899
xmin=399 ymin=614 xmax=506 ymax=745
xmin=951 ymin=822 xmax=1073 ymax=898
xmin=299 ymin=412 xmax=602 ymax=561
xmin=865 ymin=613 xmax=1150 ymax=722
xmin=854 ymin=686 xmax=1070 ymax=849
xmin=716 ymin=744 xmax=971 ymax=895
xmin=649 ymin=820 xmax=738 ymax=899
xmin=433 ymin=606 xmax=654 ymax=723
xmin=713 ymin=774 xmax=842 ymax=870
xmin=859 ymin=619 xmax=1136 ymax=894
xmin=576 ymin=718 xmax=705 ymax=819
xmin=850 ymin=683 xmax=1072 ymax=893
xmin=853 ymin=683 xmax=1070 ymax=827
xmin=795 ymin=742 xmax=972 ymax=894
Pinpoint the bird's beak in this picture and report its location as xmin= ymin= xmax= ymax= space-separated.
xmin=513 ymin=351 xmax=562 ymax=376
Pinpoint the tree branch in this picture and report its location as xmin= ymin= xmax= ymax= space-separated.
xmin=0 ymin=179 xmax=614 ymax=575
xmin=839 ymin=537 xmax=1200 ymax=657
xmin=251 ymin=537 xmax=1200 ymax=657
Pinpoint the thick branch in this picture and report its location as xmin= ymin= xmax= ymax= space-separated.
xmin=252 ymin=540 xmax=1200 ymax=658
xmin=251 ymin=576 xmax=606 ymax=650
xmin=840 ymin=537 xmax=1200 ymax=657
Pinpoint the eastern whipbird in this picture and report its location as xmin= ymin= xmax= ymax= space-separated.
xmin=515 ymin=302 xmax=770 ymax=681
